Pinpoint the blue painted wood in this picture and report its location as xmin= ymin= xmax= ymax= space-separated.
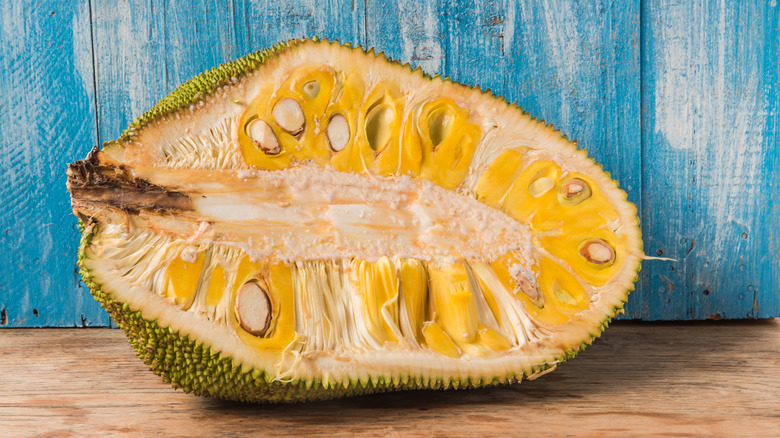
xmin=0 ymin=1 xmax=109 ymax=327
xmin=640 ymin=0 xmax=779 ymax=320
xmin=236 ymin=0 xmax=366 ymax=55
xmin=91 ymin=0 xmax=237 ymax=145
xmin=365 ymin=0 xmax=447 ymax=76
xmin=0 ymin=0 xmax=777 ymax=326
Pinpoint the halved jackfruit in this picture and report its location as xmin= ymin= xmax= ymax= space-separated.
xmin=67 ymin=39 xmax=643 ymax=403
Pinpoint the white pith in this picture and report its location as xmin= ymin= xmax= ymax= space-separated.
xmin=114 ymin=163 xmax=533 ymax=264
xmin=84 ymin=40 xmax=644 ymax=386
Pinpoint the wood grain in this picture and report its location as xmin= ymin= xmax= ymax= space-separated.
xmin=639 ymin=0 xmax=780 ymax=319
xmin=0 ymin=1 xmax=109 ymax=327
xmin=1 ymin=321 xmax=778 ymax=437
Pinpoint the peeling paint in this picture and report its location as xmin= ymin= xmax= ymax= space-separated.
xmin=72 ymin=1 xmax=94 ymax=111
xmin=645 ymin=0 xmax=777 ymax=320
xmin=397 ymin=0 xmax=443 ymax=75
xmin=503 ymin=0 xmax=516 ymax=54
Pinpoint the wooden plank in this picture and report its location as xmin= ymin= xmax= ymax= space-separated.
xmin=365 ymin=0 xmax=446 ymax=75
xmin=90 ymin=0 xmax=240 ymax=145
xmin=640 ymin=1 xmax=780 ymax=319
xmin=0 ymin=2 xmax=108 ymax=327
xmin=92 ymin=0 xmax=366 ymax=144
xmin=1 ymin=322 xmax=778 ymax=436
xmin=89 ymin=0 xmax=365 ymax=169
xmin=235 ymin=0 xmax=366 ymax=55
xmin=440 ymin=0 xmax=509 ymax=98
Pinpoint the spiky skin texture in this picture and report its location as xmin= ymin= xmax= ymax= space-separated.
xmin=115 ymin=44 xmax=278 ymax=143
xmin=72 ymin=39 xmax=641 ymax=403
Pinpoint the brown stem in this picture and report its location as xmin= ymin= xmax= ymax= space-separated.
xmin=67 ymin=148 xmax=193 ymax=214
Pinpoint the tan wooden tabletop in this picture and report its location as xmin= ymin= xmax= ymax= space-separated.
xmin=1 ymin=320 xmax=778 ymax=437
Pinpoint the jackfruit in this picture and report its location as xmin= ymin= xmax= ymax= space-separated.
xmin=67 ymin=39 xmax=643 ymax=403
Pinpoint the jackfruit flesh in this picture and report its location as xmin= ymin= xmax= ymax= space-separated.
xmin=67 ymin=40 xmax=643 ymax=403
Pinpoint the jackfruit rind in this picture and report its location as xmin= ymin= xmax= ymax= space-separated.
xmin=79 ymin=223 xmax=593 ymax=402
xmin=69 ymin=39 xmax=643 ymax=403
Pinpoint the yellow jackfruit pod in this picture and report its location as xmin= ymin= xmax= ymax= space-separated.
xmin=354 ymin=257 xmax=399 ymax=345
xmin=164 ymin=250 xmax=206 ymax=309
xmin=531 ymin=172 xmax=619 ymax=233
xmin=326 ymin=72 xmax=369 ymax=170
xmin=422 ymin=321 xmax=461 ymax=358
xmin=478 ymin=325 xmax=513 ymax=352
xmin=490 ymin=252 xmax=569 ymax=325
xmin=475 ymin=148 xmax=527 ymax=207
xmin=399 ymin=259 xmax=428 ymax=343
xmin=275 ymin=64 xmax=340 ymax=163
xmin=424 ymin=263 xmax=515 ymax=357
xmin=540 ymin=228 xmax=625 ymax=287
xmin=410 ymin=98 xmax=481 ymax=189
xmin=534 ymin=257 xmax=590 ymax=315
xmin=427 ymin=263 xmax=480 ymax=346
xmin=230 ymin=258 xmax=296 ymax=352
xmin=331 ymin=81 xmax=406 ymax=174
xmin=502 ymin=160 xmax=562 ymax=222
xmin=205 ymin=264 xmax=227 ymax=308
xmin=366 ymin=83 xmax=413 ymax=175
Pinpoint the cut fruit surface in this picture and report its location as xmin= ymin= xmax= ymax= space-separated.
xmin=67 ymin=39 xmax=643 ymax=404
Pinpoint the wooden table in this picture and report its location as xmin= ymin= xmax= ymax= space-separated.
xmin=2 ymin=321 xmax=778 ymax=437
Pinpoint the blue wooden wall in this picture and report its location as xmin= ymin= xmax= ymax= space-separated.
xmin=1 ymin=0 xmax=777 ymax=327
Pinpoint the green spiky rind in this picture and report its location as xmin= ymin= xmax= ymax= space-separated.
xmin=77 ymin=224 xmax=560 ymax=402
xmin=77 ymin=39 xmax=640 ymax=402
